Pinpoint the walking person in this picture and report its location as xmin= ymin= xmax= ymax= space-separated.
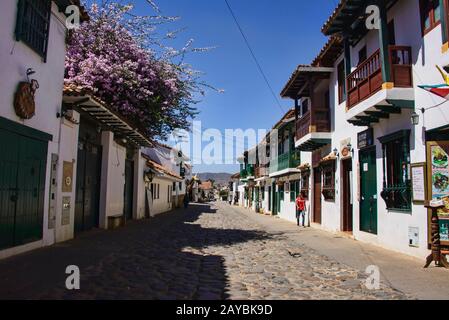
xmin=295 ymin=192 xmax=306 ymax=227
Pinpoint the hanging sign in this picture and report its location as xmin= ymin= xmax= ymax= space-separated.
xmin=358 ymin=128 xmax=374 ymax=149
xmin=14 ymin=80 xmax=39 ymax=119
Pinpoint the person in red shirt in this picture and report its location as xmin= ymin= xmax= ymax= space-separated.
xmin=295 ymin=192 xmax=306 ymax=227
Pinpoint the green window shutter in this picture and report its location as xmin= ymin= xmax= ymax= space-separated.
xmin=15 ymin=0 xmax=51 ymax=60
xmin=290 ymin=181 xmax=296 ymax=202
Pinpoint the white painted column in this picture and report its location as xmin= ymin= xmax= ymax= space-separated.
xmin=99 ymin=131 xmax=126 ymax=229
xmin=133 ymin=150 xmax=146 ymax=220
xmin=55 ymin=111 xmax=80 ymax=243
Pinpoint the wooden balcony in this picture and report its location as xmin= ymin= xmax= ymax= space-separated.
xmin=269 ymin=150 xmax=301 ymax=175
xmin=295 ymin=109 xmax=331 ymax=152
xmin=346 ymin=46 xmax=412 ymax=109
xmin=296 ymin=109 xmax=331 ymax=141
xmin=255 ymin=166 xmax=269 ymax=179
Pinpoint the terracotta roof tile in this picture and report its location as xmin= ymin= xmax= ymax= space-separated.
xmin=142 ymin=153 xmax=183 ymax=180
xmin=321 ymin=0 xmax=346 ymax=35
xmin=199 ymin=181 xmax=213 ymax=190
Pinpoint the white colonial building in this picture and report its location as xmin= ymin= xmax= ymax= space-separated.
xmin=0 ymin=0 xmax=90 ymax=259
xmin=241 ymin=0 xmax=449 ymax=260
xmin=287 ymin=0 xmax=449 ymax=259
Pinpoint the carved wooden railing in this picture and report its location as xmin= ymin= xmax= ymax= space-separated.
xmin=255 ymin=166 xmax=269 ymax=178
xmin=346 ymin=46 xmax=412 ymax=109
xmin=389 ymin=46 xmax=412 ymax=88
xmin=347 ymin=49 xmax=382 ymax=109
xmin=296 ymin=108 xmax=330 ymax=141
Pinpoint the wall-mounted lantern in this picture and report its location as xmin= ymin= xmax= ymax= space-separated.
xmin=411 ymin=111 xmax=420 ymax=126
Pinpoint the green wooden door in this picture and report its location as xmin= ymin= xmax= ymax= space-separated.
xmin=0 ymin=128 xmax=47 ymax=250
xmin=124 ymin=159 xmax=134 ymax=220
xmin=75 ymin=140 xmax=102 ymax=234
xmin=268 ymin=186 xmax=271 ymax=211
xmin=15 ymin=137 xmax=46 ymax=245
xmin=360 ymin=147 xmax=378 ymax=234
xmin=277 ymin=185 xmax=283 ymax=214
xmin=0 ymin=129 xmax=20 ymax=249
xmin=272 ymin=182 xmax=277 ymax=215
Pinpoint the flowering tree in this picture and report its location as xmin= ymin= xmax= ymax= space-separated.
xmin=65 ymin=1 xmax=216 ymax=139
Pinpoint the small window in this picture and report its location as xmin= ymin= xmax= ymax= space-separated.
xmin=290 ymin=180 xmax=301 ymax=202
xmin=15 ymin=0 xmax=52 ymax=60
xmin=301 ymin=170 xmax=310 ymax=199
xmin=379 ymin=130 xmax=411 ymax=211
xmin=321 ymin=163 xmax=335 ymax=201
xmin=388 ymin=20 xmax=396 ymax=45
xmin=420 ymin=0 xmax=441 ymax=35
xmin=358 ymin=46 xmax=367 ymax=65
xmin=301 ymin=99 xmax=309 ymax=117
xmin=337 ymin=60 xmax=346 ymax=104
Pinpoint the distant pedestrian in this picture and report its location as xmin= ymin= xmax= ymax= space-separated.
xmin=183 ymin=193 xmax=190 ymax=209
xmin=295 ymin=192 xmax=306 ymax=227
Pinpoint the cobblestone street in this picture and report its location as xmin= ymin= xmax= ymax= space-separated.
xmin=0 ymin=203 xmax=409 ymax=300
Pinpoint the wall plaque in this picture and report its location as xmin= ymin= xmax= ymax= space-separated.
xmin=14 ymin=80 xmax=39 ymax=119
xmin=62 ymin=161 xmax=74 ymax=193
xmin=411 ymin=162 xmax=427 ymax=204
xmin=62 ymin=197 xmax=71 ymax=226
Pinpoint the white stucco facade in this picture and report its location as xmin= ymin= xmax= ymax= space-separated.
xmin=243 ymin=0 xmax=449 ymax=260
xmin=0 ymin=1 xmax=71 ymax=259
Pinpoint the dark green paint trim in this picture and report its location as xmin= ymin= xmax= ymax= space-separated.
xmin=385 ymin=99 xmax=415 ymax=109
xmin=378 ymin=129 xmax=411 ymax=144
xmin=441 ymin=0 xmax=448 ymax=44
xmin=0 ymin=117 xmax=53 ymax=142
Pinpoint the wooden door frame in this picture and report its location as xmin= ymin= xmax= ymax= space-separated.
xmin=313 ymin=167 xmax=322 ymax=224
xmin=340 ymin=158 xmax=353 ymax=232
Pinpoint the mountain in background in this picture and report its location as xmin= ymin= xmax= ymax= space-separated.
xmin=197 ymin=173 xmax=233 ymax=186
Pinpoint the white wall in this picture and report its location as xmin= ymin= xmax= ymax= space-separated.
xmin=150 ymin=177 xmax=174 ymax=216
xmin=315 ymin=0 xmax=449 ymax=258
xmin=55 ymin=112 xmax=80 ymax=243
xmin=99 ymin=131 xmax=126 ymax=228
xmin=134 ymin=151 xmax=147 ymax=220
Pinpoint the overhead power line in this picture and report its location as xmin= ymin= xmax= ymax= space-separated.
xmin=224 ymin=0 xmax=285 ymax=114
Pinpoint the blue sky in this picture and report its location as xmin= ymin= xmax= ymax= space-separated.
xmin=136 ymin=0 xmax=337 ymax=173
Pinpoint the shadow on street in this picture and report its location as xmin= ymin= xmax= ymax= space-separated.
xmin=0 ymin=204 xmax=270 ymax=300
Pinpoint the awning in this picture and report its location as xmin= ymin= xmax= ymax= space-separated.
xmin=297 ymin=163 xmax=311 ymax=171
xmin=281 ymin=66 xmax=334 ymax=99
xmin=320 ymin=151 xmax=338 ymax=164
xmin=63 ymin=85 xmax=152 ymax=148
